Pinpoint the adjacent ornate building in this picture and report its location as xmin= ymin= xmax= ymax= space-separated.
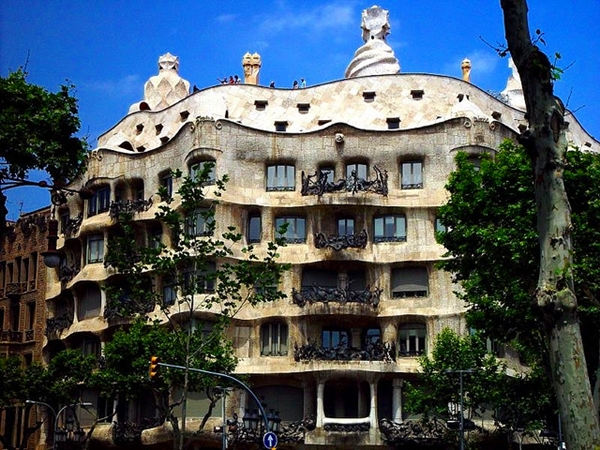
xmin=0 ymin=208 xmax=50 ymax=448
xmin=36 ymin=5 xmax=598 ymax=449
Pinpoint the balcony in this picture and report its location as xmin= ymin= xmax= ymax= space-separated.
xmin=25 ymin=329 xmax=35 ymax=341
xmin=301 ymin=166 xmax=388 ymax=197
xmin=6 ymin=282 xmax=27 ymax=298
xmin=59 ymin=263 xmax=81 ymax=283
xmin=0 ymin=330 xmax=23 ymax=343
xmin=294 ymin=339 xmax=395 ymax=362
xmin=109 ymin=198 xmax=153 ymax=219
xmin=292 ymin=285 xmax=381 ymax=307
xmin=314 ymin=230 xmax=368 ymax=250
xmin=45 ymin=313 xmax=74 ymax=337
xmin=63 ymin=213 xmax=83 ymax=237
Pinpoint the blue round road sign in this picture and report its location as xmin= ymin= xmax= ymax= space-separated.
xmin=263 ymin=431 xmax=278 ymax=449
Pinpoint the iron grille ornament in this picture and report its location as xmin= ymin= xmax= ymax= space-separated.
xmin=314 ymin=229 xmax=368 ymax=250
xmin=292 ymin=284 xmax=382 ymax=307
xmin=301 ymin=166 xmax=388 ymax=196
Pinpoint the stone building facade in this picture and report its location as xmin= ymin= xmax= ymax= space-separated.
xmin=0 ymin=208 xmax=50 ymax=449
xmin=37 ymin=6 xmax=599 ymax=450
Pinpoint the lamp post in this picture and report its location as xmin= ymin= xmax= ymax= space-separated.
xmin=55 ymin=402 xmax=92 ymax=450
xmin=445 ymin=369 xmax=476 ymax=450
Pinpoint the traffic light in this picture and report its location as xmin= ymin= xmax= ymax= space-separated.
xmin=149 ymin=356 xmax=160 ymax=380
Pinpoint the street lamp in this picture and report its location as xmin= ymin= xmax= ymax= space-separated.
xmin=445 ymin=368 xmax=476 ymax=450
xmin=27 ymin=401 xmax=93 ymax=449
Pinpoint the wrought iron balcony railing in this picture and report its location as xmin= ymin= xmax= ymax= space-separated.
xmin=292 ymin=285 xmax=381 ymax=307
xmin=379 ymin=417 xmax=447 ymax=446
xmin=294 ymin=339 xmax=395 ymax=362
xmin=109 ymin=198 xmax=153 ymax=219
xmin=62 ymin=213 xmax=82 ymax=237
xmin=314 ymin=229 xmax=368 ymax=250
xmin=6 ymin=282 xmax=27 ymax=297
xmin=301 ymin=166 xmax=388 ymax=196
xmin=45 ymin=313 xmax=74 ymax=337
xmin=59 ymin=263 xmax=81 ymax=283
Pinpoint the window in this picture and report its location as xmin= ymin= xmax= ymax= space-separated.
xmin=275 ymin=217 xmax=306 ymax=244
xmin=88 ymin=187 xmax=110 ymax=217
xmin=162 ymin=275 xmax=176 ymax=306
xmin=0 ymin=309 xmax=4 ymax=330
xmin=391 ymin=267 xmax=429 ymax=298
xmin=261 ymin=323 xmax=288 ymax=356
xmin=183 ymin=262 xmax=216 ymax=294
xmin=387 ymin=117 xmax=400 ymax=129
xmin=337 ymin=218 xmax=355 ymax=236
xmin=27 ymin=302 xmax=35 ymax=331
xmin=302 ymin=269 xmax=338 ymax=290
xmin=467 ymin=155 xmax=482 ymax=171
xmin=322 ymin=328 xmax=350 ymax=349
xmin=274 ymin=121 xmax=288 ymax=132
xmin=190 ymin=160 xmax=216 ymax=185
xmin=248 ymin=214 xmax=262 ymax=243
xmin=398 ymin=324 xmax=426 ymax=356
xmin=319 ymin=167 xmax=335 ymax=184
xmin=149 ymin=227 xmax=163 ymax=249
xmin=187 ymin=208 xmax=214 ymax=236
xmin=160 ymin=173 xmax=173 ymax=199
xmin=77 ymin=284 xmax=102 ymax=320
xmin=87 ymin=234 xmax=104 ymax=264
xmin=364 ymin=327 xmax=381 ymax=346
xmin=266 ymin=164 xmax=295 ymax=191
xmin=401 ymin=161 xmax=423 ymax=189
xmin=373 ymin=215 xmax=406 ymax=243
xmin=82 ymin=336 xmax=101 ymax=358
xmin=435 ymin=217 xmax=447 ymax=233
xmin=346 ymin=163 xmax=368 ymax=181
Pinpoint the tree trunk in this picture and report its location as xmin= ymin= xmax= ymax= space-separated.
xmin=500 ymin=1 xmax=600 ymax=448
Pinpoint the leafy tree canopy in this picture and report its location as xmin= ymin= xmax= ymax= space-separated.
xmin=0 ymin=69 xmax=88 ymax=184
xmin=405 ymin=328 xmax=552 ymax=432
xmin=437 ymin=139 xmax=600 ymax=391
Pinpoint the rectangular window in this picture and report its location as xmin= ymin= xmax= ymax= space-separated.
xmin=261 ymin=323 xmax=288 ymax=356
xmin=322 ymin=328 xmax=350 ymax=349
xmin=374 ymin=215 xmax=406 ymax=243
xmin=162 ymin=275 xmax=176 ymax=306
xmin=319 ymin=167 xmax=335 ymax=184
xmin=401 ymin=161 xmax=423 ymax=189
xmin=88 ymin=187 xmax=111 ymax=216
xmin=435 ymin=217 xmax=447 ymax=233
xmin=149 ymin=228 xmax=163 ymax=249
xmin=398 ymin=324 xmax=426 ymax=356
xmin=87 ymin=234 xmax=104 ymax=263
xmin=187 ymin=208 xmax=214 ymax=236
xmin=391 ymin=267 xmax=429 ymax=298
xmin=275 ymin=217 xmax=306 ymax=244
xmin=346 ymin=163 xmax=368 ymax=181
xmin=337 ymin=218 xmax=355 ymax=236
xmin=190 ymin=161 xmax=216 ymax=185
xmin=27 ymin=302 xmax=35 ymax=330
xmin=184 ymin=262 xmax=216 ymax=294
xmin=248 ymin=214 xmax=262 ymax=243
xmin=161 ymin=174 xmax=173 ymax=198
xmin=266 ymin=164 xmax=295 ymax=191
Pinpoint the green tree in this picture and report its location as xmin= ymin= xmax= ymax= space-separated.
xmin=438 ymin=140 xmax=600 ymax=447
xmin=405 ymin=328 xmax=552 ymax=447
xmin=0 ymin=352 xmax=95 ymax=449
xmin=98 ymin=163 xmax=288 ymax=449
xmin=500 ymin=1 xmax=600 ymax=447
xmin=0 ymin=69 xmax=88 ymax=230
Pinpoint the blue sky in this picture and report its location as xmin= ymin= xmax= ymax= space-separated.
xmin=1 ymin=1 xmax=599 ymax=218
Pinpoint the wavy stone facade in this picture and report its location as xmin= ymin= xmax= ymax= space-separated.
xmin=41 ymin=27 xmax=598 ymax=450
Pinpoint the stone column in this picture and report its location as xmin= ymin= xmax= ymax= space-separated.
xmin=369 ymin=379 xmax=379 ymax=429
xmin=392 ymin=378 xmax=404 ymax=422
xmin=316 ymin=379 xmax=325 ymax=427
